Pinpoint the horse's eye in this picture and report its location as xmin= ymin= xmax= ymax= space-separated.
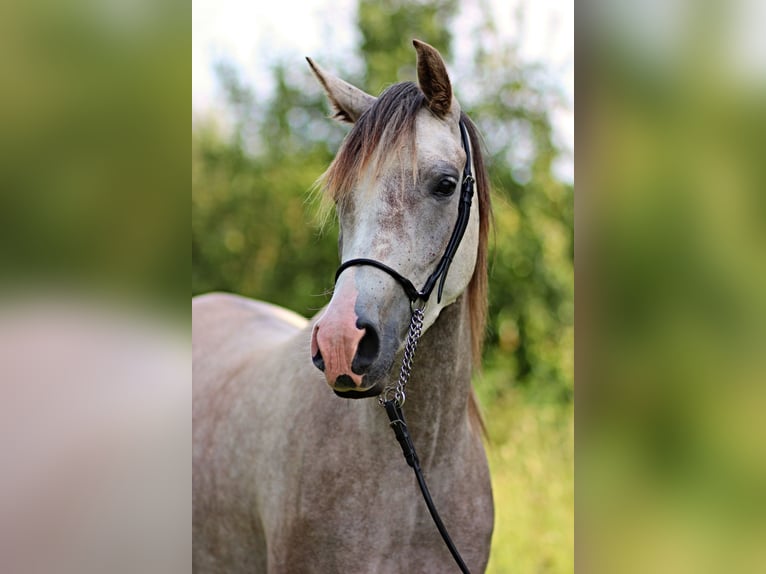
xmin=433 ymin=177 xmax=457 ymax=197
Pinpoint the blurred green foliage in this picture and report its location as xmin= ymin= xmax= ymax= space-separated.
xmin=0 ymin=0 xmax=188 ymax=311
xmin=580 ymin=2 xmax=766 ymax=573
xmin=193 ymin=61 xmax=341 ymax=317
xmin=358 ymin=0 xmax=456 ymax=91
xmin=192 ymin=1 xmax=574 ymax=406
xmin=486 ymin=391 xmax=573 ymax=573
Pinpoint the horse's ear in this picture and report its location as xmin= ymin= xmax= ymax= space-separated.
xmin=413 ymin=39 xmax=453 ymax=117
xmin=306 ymin=57 xmax=376 ymax=124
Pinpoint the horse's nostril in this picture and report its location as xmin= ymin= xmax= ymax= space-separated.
xmin=312 ymin=349 xmax=325 ymax=372
xmin=352 ymin=321 xmax=380 ymax=375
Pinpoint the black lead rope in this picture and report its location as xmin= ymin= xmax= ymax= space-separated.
xmin=383 ymin=400 xmax=472 ymax=574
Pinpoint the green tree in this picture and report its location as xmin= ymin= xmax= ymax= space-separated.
xmin=470 ymin=51 xmax=574 ymax=402
xmin=357 ymin=0 xmax=457 ymax=89
xmin=192 ymin=58 xmax=345 ymax=316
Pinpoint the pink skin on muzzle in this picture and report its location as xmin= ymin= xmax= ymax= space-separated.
xmin=310 ymin=275 xmax=366 ymax=388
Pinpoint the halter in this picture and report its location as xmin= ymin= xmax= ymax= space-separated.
xmin=334 ymin=119 xmax=475 ymax=306
xmin=333 ymin=118 xmax=476 ymax=573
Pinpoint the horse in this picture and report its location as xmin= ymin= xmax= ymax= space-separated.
xmin=193 ymin=40 xmax=494 ymax=573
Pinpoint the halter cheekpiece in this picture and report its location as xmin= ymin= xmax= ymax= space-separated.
xmin=334 ymin=119 xmax=475 ymax=306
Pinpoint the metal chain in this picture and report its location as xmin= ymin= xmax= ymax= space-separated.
xmin=379 ymin=306 xmax=425 ymax=407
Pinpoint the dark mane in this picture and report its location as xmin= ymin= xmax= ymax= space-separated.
xmin=460 ymin=112 xmax=491 ymax=371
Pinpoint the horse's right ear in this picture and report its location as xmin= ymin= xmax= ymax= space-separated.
xmin=306 ymin=57 xmax=376 ymax=124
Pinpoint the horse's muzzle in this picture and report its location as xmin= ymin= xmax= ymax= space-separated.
xmin=310 ymin=305 xmax=383 ymax=392
xmin=310 ymin=266 xmax=409 ymax=397
xmin=311 ymin=320 xmax=382 ymax=395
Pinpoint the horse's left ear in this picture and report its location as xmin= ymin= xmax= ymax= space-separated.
xmin=413 ymin=39 xmax=453 ymax=117
xmin=307 ymin=57 xmax=376 ymax=124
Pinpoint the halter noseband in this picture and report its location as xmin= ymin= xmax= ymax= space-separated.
xmin=334 ymin=119 xmax=475 ymax=306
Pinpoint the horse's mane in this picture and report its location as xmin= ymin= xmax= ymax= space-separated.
xmin=321 ymin=82 xmax=492 ymax=435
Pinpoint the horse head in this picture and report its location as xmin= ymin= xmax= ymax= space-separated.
xmin=308 ymin=40 xmax=484 ymax=398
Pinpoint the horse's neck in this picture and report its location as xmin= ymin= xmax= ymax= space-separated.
xmin=384 ymin=295 xmax=473 ymax=467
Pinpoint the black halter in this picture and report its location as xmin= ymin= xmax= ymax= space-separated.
xmin=334 ymin=119 xmax=475 ymax=305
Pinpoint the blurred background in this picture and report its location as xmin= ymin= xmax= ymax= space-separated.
xmin=193 ymin=0 xmax=574 ymax=572
xmin=0 ymin=1 xmax=189 ymax=573
xmin=579 ymin=0 xmax=766 ymax=573
xmin=7 ymin=0 xmax=762 ymax=572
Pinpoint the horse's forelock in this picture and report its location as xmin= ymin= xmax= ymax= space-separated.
xmin=323 ymin=82 xmax=424 ymax=205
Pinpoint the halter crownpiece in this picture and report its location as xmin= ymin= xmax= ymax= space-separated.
xmin=334 ymin=119 xmax=475 ymax=306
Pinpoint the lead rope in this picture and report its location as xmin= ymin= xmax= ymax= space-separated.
xmin=379 ymin=305 xmax=472 ymax=574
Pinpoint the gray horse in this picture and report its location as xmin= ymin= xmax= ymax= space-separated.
xmin=193 ymin=40 xmax=494 ymax=573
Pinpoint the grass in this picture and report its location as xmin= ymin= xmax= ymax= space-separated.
xmin=480 ymin=389 xmax=574 ymax=574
